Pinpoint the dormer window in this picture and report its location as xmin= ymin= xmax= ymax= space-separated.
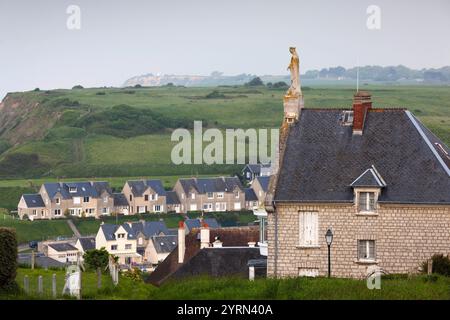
xmin=69 ymin=187 xmax=77 ymax=193
xmin=350 ymin=165 xmax=386 ymax=214
xmin=341 ymin=110 xmax=354 ymax=126
xmin=55 ymin=198 xmax=60 ymax=205
xmin=358 ymin=192 xmax=376 ymax=212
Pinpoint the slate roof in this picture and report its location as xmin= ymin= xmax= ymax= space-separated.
xmin=255 ymin=176 xmax=270 ymax=192
xmin=151 ymin=235 xmax=178 ymax=254
xmin=18 ymin=254 xmax=65 ymax=268
xmin=275 ymin=109 xmax=450 ymax=204
xmin=131 ymin=221 xmax=169 ymax=238
xmin=43 ymin=181 xmax=112 ymax=200
xmin=184 ymin=218 xmax=201 ymax=232
xmin=48 ymin=243 xmax=78 ymax=252
xmin=147 ymin=226 xmax=260 ymax=286
xmin=113 ymin=193 xmax=129 ymax=207
xmin=22 ymin=194 xmax=45 ymax=208
xmin=77 ymin=237 xmax=95 ymax=251
xmin=245 ymin=188 xmax=258 ymax=201
xmin=245 ymin=164 xmax=262 ymax=174
xmin=178 ymin=177 xmax=243 ymax=194
xmin=100 ymin=223 xmax=136 ymax=240
xmin=350 ymin=166 xmax=386 ymax=188
xmin=166 ymin=191 xmax=180 ymax=205
xmin=203 ymin=218 xmax=220 ymax=229
xmin=127 ymin=180 xmax=166 ymax=197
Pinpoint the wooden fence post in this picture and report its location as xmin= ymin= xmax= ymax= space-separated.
xmin=97 ymin=267 xmax=102 ymax=289
xmin=38 ymin=275 xmax=43 ymax=295
xmin=52 ymin=274 xmax=57 ymax=298
xmin=427 ymin=259 xmax=433 ymax=275
xmin=23 ymin=276 xmax=29 ymax=294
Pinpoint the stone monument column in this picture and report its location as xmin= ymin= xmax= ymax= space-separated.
xmin=284 ymin=47 xmax=304 ymax=123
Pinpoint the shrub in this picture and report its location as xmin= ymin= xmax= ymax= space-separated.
xmin=72 ymin=85 xmax=84 ymax=89
xmin=421 ymin=254 xmax=450 ymax=276
xmin=0 ymin=228 xmax=18 ymax=291
xmin=205 ymin=91 xmax=226 ymax=99
xmin=83 ymin=248 xmax=110 ymax=272
xmin=245 ymin=77 xmax=264 ymax=86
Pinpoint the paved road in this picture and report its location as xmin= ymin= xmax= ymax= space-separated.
xmin=67 ymin=219 xmax=81 ymax=238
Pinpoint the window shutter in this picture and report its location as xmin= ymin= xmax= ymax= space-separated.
xmin=369 ymin=240 xmax=375 ymax=259
xmin=299 ymin=213 xmax=305 ymax=245
xmin=312 ymin=214 xmax=318 ymax=245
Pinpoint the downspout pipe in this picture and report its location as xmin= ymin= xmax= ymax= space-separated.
xmin=273 ymin=200 xmax=278 ymax=278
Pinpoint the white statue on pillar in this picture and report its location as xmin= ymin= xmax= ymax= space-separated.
xmin=283 ymin=47 xmax=303 ymax=123
xmin=286 ymin=47 xmax=302 ymax=98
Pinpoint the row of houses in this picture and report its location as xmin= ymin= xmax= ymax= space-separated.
xmin=17 ymin=175 xmax=271 ymax=220
xmin=29 ymin=218 xmax=221 ymax=271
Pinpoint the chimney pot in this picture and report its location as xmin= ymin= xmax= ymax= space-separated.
xmin=200 ymin=224 xmax=210 ymax=249
xmin=178 ymin=221 xmax=186 ymax=264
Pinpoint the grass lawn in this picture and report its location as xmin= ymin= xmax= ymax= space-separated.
xmin=0 ymin=214 xmax=73 ymax=243
xmin=5 ymin=268 xmax=450 ymax=300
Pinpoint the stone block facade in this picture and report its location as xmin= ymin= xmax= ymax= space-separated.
xmin=267 ymin=203 xmax=450 ymax=279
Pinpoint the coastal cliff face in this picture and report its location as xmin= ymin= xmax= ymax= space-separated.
xmin=0 ymin=94 xmax=58 ymax=146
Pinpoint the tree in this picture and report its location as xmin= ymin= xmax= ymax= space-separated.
xmin=245 ymin=77 xmax=264 ymax=86
xmin=83 ymin=248 xmax=110 ymax=272
xmin=72 ymin=85 xmax=84 ymax=89
xmin=0 ymin=228 xmax=19 ymax=293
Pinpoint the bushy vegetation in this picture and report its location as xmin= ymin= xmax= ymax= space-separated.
xmin=0 ymin=228 xmax=18 ymax=293
xmin=421 ymin=254 xmax=450 ymax=276
xmin=83 ymin=248 xmax=110 ymax=272
xmin=0 ymin=187 xmax=35 ymax=211
xmin=72 ymin=104 xmax=193 ymax=138
xmin=0 ymin=153 xmax=48 ymax=177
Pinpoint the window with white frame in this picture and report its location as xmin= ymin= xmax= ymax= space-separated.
xmin=83 ymin=196 xmax=90 ymax=203
xmin=73 ymin=197 xmax=81 ymax=204
xmin=207 ymin=192 xmax=214 ymax=199
xmin=234 ymin=202 xmax=241 ymax=210
xmin=358 ymin=240 xmax=376 ymax=261
xmin=191 ymin=193 xmax=195 ymax=200
xmin=102 ymin=207 xmax=109 ymax=214
xmin=125 ymin=244 xmax=132 ymax=250
xmin=358 ymin=192 xmax=376 ymax=212
xmin=298 ymin=211 xmax=319 ymax=247
xmin=234 ymin=191 xmax=240 ymax=198
xmin=111 ymin=245 xmax=117 ymax=251
xmin=55 ymin=198 xmax=60 ymax=205
xmin=54 ymin=209 xmax=61 ymax=216
xmin=32 ymin=209 xmax=37 ymax=216
xmin=154 ymin=205 xmax=162 ymax=212
xmin=151 ymin=194 xmax=157 ymax=201
xmin=217 ymin=192 xmax=224 ymax=199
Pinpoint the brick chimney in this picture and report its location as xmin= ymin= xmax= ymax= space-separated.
xmin=352 ymin=91 xmax=372 ymax=135
xmin=178 ymin=221 xmax=185 ymax=264
xmin=200 ymin=222 xmax=210 ymax=249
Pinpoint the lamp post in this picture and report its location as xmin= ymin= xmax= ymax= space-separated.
xmin=325 ymin=228 xmax=333 ymax=278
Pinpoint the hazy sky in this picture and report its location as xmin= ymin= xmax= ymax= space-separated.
xmin=1 ymin=0 xmax=449 ymax=99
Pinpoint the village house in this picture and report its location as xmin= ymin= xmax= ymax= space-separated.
xmin=244 ymin=188 xmax=259 ymax=210
xmin=242 ymin=163 xmax=272 ymax=183
xmin=122 ymin=180 xmax=167 ymax=214
xmin=74 ymin=237 xmax=96 ymax=260
xmin=251 ymin=176 xmax=270 ymax=207
xmin=45 ymin=243 xmax=79 ymax=264
xmin=166 ymin=191 xmax=181 ymax=213
xmin=264 ymin=85 xmax=450 ymax=279
xmin=145 ymin=235 xmax=178 ymax=266
xmin=95 ymin=223 xmax=140 ymax=265
xmin=113 ymin=193 xmax=130 ymax=215
xmin=147 ymin=222 xmax=264 ymax=286
xmin=18 ymin=181 xmax=115 ymax=220
xmin=173 ymin=177 xmax=245 ymax=213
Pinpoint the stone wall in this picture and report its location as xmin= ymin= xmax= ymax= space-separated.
xmin=267 ymin=203 xmax=450 ymax=279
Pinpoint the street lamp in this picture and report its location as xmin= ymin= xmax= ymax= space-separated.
xmin=325 ymin=228 xmax=333 ymax=278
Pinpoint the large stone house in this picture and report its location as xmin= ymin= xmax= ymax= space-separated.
xmin=122 ymin=180 xmax=167 ymax=214
xmin=18 ymin=181 xmax=115 ymax=220
xmin=173 ymin=177 xmax=245 ymax=213
xmin=265 ymin=89 xmax=450 ymax=279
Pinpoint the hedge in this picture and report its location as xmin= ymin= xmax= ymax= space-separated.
xmin=0 ymin=227 xmax=18 ymax=289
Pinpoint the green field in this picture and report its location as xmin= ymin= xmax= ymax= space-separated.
xmin=0 ymin=214 xmax=73 ymax=243
xmin=4 ymin=268 xmax=450 ymax=300
xmin=0 ymin=85 xmax=448 ymax=180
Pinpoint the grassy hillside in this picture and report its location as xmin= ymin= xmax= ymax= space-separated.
xmin=0 ymin=85 xmax=449 ymax=179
